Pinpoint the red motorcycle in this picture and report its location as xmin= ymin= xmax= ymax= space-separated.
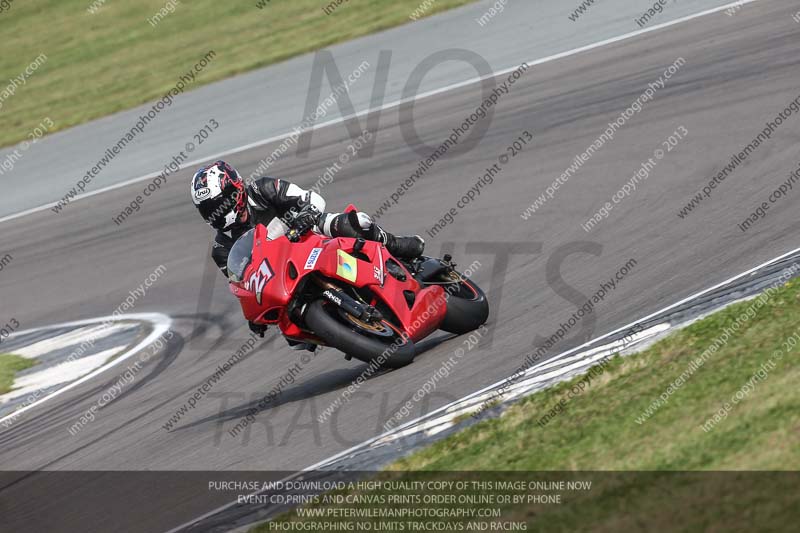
xmin=227 ymin=206 xmax=489 ymax=368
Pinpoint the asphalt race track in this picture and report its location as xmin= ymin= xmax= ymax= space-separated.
xmin=2 ymin=0 xmax=800 ymax=531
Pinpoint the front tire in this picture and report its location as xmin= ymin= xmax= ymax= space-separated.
xmin=304 ymin=300 xmax=415 ymax=369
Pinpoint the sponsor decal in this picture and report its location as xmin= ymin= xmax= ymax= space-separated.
xmin=336 ymin=250 xmax=358 ymax=282
xmin=373 ymin=266 xmax=382 ymax=283
xmin=304 ymin=248 xmax=323 ymax=270
xmin=323 ymin=290 xmax=343 ymax=306
xmin=246 ymin=259 xmax=274 ymax=305
xmin=194 ymin=187 xmax=211 ymax=201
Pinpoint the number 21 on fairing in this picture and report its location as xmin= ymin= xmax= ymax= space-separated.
xmin=247 ymin=259 xmax=274 ymax=304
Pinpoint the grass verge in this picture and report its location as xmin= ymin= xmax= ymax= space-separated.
xmin=254 ymin=280 xmax=800 ymax=531
xmin=0 ymin=354 xmax=36 ymax=395
xmin=0 ymin=0 xmax=477 ymax=148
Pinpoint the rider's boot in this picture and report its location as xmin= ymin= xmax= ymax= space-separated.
xmin=383 ymin=233 xmax=425 ymax=258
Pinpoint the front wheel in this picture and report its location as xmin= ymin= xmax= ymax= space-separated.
xmin=304 ymin=300 xmax=415 ymax=369
xmin=430 ymin=271 xmax=489 ymax=334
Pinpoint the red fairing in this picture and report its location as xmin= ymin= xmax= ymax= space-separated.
xmin=228 ymin=222 xmax=447 ymax=343
xmin=405 ymin=285 xmax=447 ymax=341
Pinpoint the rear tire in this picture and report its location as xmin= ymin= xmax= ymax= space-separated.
xmin=304 ymin=300 xmax=415 ymax=369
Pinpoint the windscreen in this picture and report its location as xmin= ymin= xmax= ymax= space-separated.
xmin=227 ymin=228 xmax=255 ymax=282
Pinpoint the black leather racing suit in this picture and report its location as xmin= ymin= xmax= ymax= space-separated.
xmin=212 ymin=176 xmax=387 ymax=276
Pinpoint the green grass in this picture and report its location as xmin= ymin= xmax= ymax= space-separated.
xmin=253 ymin=280 xmax=800 ymax=532
xmin=0 ymin=0 xmax=477 ymax=148
xmin=0 ymin=354 xmax=36 ymax=394
xmin=395 ymin=286 xmax=800 ymax=472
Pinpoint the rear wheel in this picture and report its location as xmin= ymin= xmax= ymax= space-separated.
xmin=304 ymin=300 xmax=415 ymax=368
xmin=427 ymin=271 xmax=489 ymax=334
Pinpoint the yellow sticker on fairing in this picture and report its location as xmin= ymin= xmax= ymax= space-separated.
xmin=336 ymin=250 xmax=358 ymax=282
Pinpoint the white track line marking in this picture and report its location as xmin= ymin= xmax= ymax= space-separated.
xmin=2 ymin=346 xmax=127 ymax=404
xmin=373 ymin=324 xmax=672 ymax=445
xmin=0 ymin=313 xmax=172 ymax=428
xmin=0 ymin=0 xmax=763 ymax=227
xmin=11 ymin=324 xmax=135 ymax=359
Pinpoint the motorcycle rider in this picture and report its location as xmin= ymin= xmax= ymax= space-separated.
xmin=190 ymin=160 xmax=425 ymax=347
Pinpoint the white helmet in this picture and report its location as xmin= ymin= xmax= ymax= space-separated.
xmin=190 ymin=160 xmax=246 ymax=231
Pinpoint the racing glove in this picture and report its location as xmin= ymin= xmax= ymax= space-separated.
xmin=292 ymin=203 xmax=322 ymax=235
